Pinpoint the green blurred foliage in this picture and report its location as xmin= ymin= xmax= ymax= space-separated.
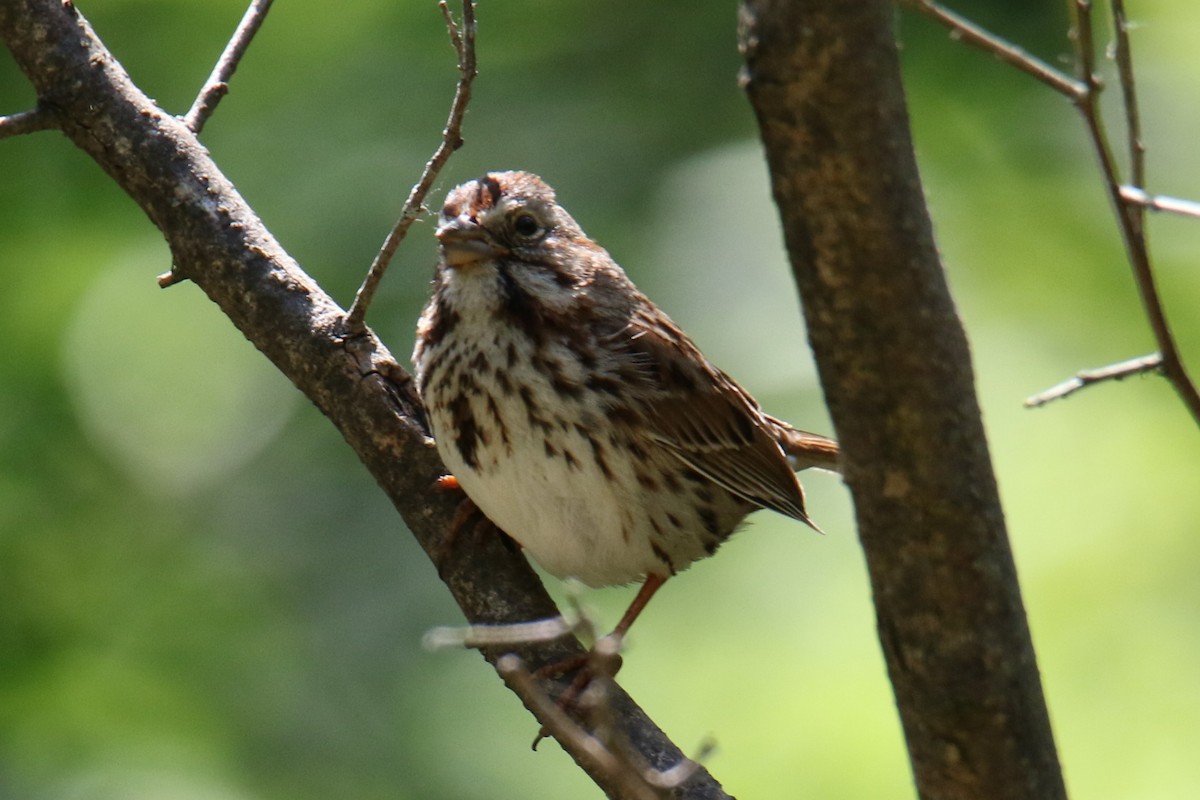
xmin=2 ymin=1 xmax=1199 ymax=798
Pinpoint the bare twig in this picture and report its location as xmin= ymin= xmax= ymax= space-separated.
xmin=1068 ymin=0 xmax=1200 ymax=426
xmin=1072 ymin=0 xmax=1100 ymax=91
xmin=423 ymin=616 xmax=575 ymax=650
xmin=906 ymin=0 xmax=1200 ymax=427
xmin=1110 ymin=0 xmax=1145 ymax=190
xmin=1025 ymin=353 xmax=1163 ymax=408
xmin=440 ymin=0 xmax=464 ymax=53
xmin=498 ymin=655 xmax=662 ymax=800
xmin=345 ymin=0 xmax=478 ymax=332
xmin=183 ymin=0 xmax=275 ymax=133
xmin=428 ymin=604 xmax=709 ymax=795
xmin=157 ymin=266 xmax=187 ymax=288
xmin=1120 ymin=187 xmax=1200 ymax=220
xmin=0 ymin=107 xmax=59 ymax=138
xmin=497 ymin=654 xmax=704 ymax=800
xmin=903 ymin=0 xmax=1086 ymax=99
xmin=1067 ymin=1 xmax=1125 ymax=230
xmin=424 ymin=578 xmax=606 ymax=651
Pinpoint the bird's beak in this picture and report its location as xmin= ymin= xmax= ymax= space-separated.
xmin=436 ymin=215 xmax=502 ymax=268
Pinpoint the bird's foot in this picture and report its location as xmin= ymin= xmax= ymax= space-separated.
xmin=530 ymin=633 xmax=625 ymax=749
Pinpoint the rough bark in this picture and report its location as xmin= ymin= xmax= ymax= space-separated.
xmin=0 ymin=1 xmax=729 ymax=797
xmin=739 ymin=2 xmax=1066 ymax=799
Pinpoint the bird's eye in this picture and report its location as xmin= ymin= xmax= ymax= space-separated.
xmin=512 ymin=212 xmax=543 ymax=239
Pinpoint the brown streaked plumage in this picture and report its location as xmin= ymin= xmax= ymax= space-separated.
xmin=413 ymin=170 xmax=838 ymax=637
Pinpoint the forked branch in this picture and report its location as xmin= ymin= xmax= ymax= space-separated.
xmin=905 ymin=0 xmax=1200 ymax=424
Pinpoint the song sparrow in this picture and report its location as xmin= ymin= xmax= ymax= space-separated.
xmin=413 ymin=170 xmax=838 ymax=639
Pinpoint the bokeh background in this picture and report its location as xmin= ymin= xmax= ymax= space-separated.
xmin=2 ymin=1 xmax=1199 ymax=797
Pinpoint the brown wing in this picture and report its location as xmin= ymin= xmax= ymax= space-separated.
xmin=614 ymin=315 xmax=817 ymax=528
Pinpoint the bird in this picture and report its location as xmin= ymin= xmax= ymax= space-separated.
xmin=413 ymin=170 xmax=838 ymax=647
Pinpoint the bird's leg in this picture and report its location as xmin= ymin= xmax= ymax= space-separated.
xmin=431 ymin=475 xmax=518 ymax=575
xmin=549 ymin=572 xmax=667 ymax=695
xmin=530 ymin=574 xmax=668 ymax=748
xmin=534 ymin=572 xmax=668 ymax=680
xmin=610 ymin=572 xmax=667 ymax=640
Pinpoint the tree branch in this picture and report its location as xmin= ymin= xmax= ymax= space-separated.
xmin=1069 ymin=0 xmax=1200 ymax=427
xmin=907 ymin=0 xmax=1200 ymax=428
xmin=345 ymin=0 xmax=477 ymax=331
xmin=1110 ymin=0 xmax=1145 ymax=190
xmin=901 ymin=0 xmax=1086 ymax=99
xmin=183 ymin=0 xmax=275 ymax=133
xmin=0 ymin=2 xmax=730 ymax=797
xmin=0 ymin=106 xmax=59 ymax=138
xmin=1025 ymin=353 xmax=1163 ymax=408
xmin=739 ymin=1 xmax=1066 ymax=797
xmin=1120 ymin=186 xmax=1200 ymax=220
xmin=498 ymin=654 xmax=709 ymax=800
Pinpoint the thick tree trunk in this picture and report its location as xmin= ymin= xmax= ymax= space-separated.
xmin=739 ymin=2 xmax=1067 ymax=798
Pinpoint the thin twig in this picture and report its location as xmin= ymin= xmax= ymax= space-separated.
xmin=1068 ymin=0 xmax=1123 ymax=195
xmin=906 ymin=0 xmax=1200 ymax=426
xmin=497 ymin=654 xmax=703 ymax=800
xmin=441 ymin=0 xmax=463 ymax=53
xmin=498 ymin=655 xmax=664 ymax=800
xmin=1120 ymin=187 xmax=1200 ymax=220
xmin=0 ymin=107 xmax=60 ymax=138
xmin=1068 ymin=2 xmax=1124 ymax=227
xmin=1072 ymin=0 xmax=1099 ymax=91
xmin=1110 ymin=0 xmax=1145 ymax=190
xmin=428 ymin=603 xmax=708 ymax=793
xmin=157 ymin=267 xmax=187 ymax=288
xmin=1068 ymin=0 xmax=1200 ymax=425
xmin=345 ymin=0 xmax=477 ymax=332
xmin=904 ymin=0 xmax=1086 ymax=100
xmin=422 ymin=616 xmax=575 ymax=650
xmin=1025 ymin=353 xmax=1163 ymax=408
xmin=183 ymin=0 xmax=275 ymax=133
